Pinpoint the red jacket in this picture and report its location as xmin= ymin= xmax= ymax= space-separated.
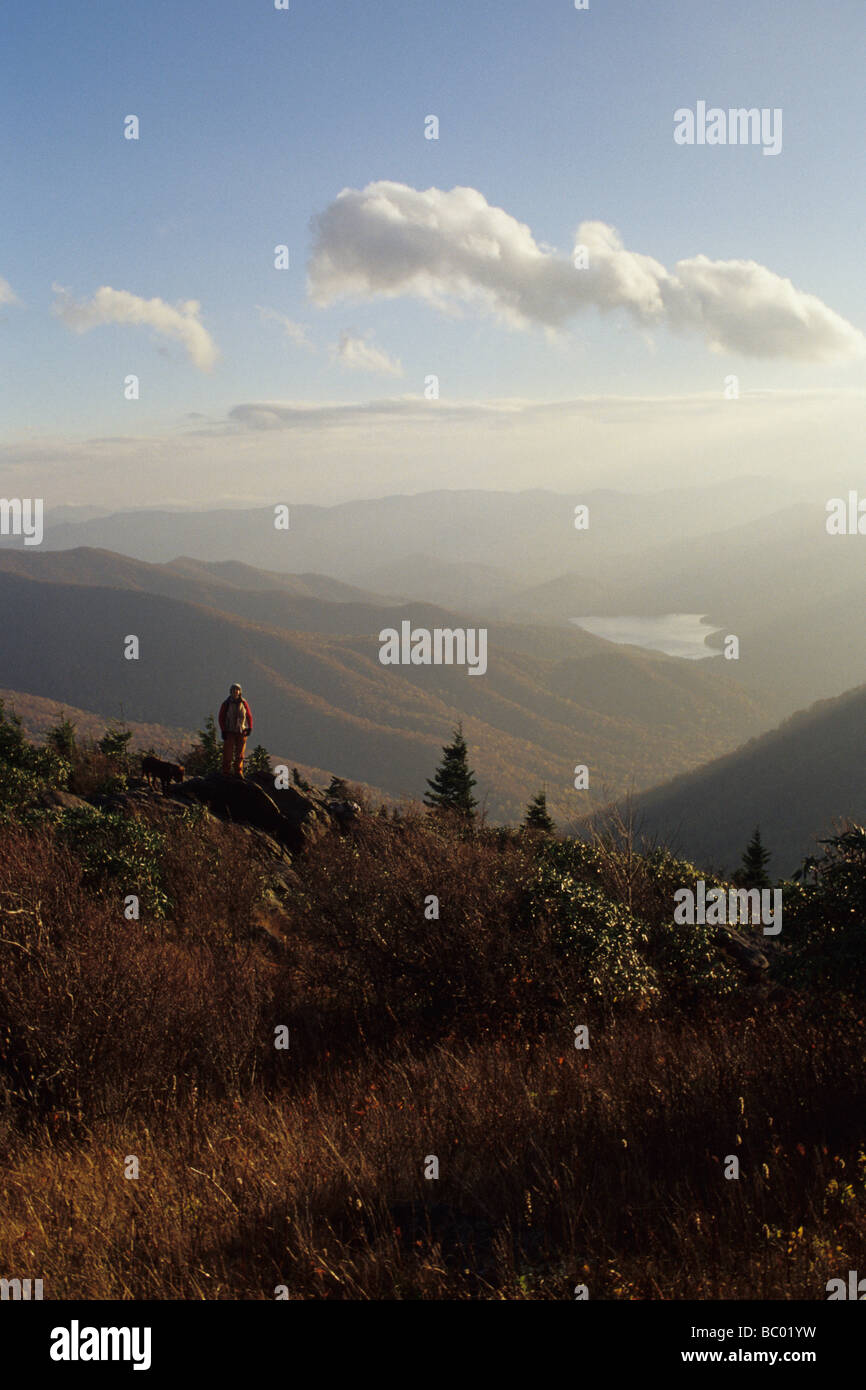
xmin=218 ymin=696 xmax=253 ymax=738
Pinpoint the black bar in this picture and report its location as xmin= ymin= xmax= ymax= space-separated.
xmin=2 ymin=1299 xmax=855 ymax=1378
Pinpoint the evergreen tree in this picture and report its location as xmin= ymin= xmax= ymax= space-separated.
xmin=184 ymin=715 xmax=222 ymax=776
xmin=246 ymin=744 xmax=271 ymax=775
xmin=738 ymin=826 xmax=772 ymax=889
xmin=45 ymin=712 xmax=77 ymax=759
xmin=327 ymin=774 xmax=350 ymax=798
xmin=524 ymin=789 xmax=555 ymax=833
xmin=0 ymin=701 xmax=27 ymax=763
xmin=99 ymin=724 xmax=133 ymax=761
xmin=424 ymin=723 xmax=477 ymax=818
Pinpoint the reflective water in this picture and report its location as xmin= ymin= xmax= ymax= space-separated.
xmin=570 ymin=613 xmax=722 ymax=660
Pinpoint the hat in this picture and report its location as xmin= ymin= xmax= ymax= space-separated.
xmin=230 ymin=682 xmax=242 ymax=693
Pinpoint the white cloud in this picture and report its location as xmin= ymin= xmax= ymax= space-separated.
xmin=662 ymin=255 xmax=864 ymax=361
xmin=224 ymin=386 xmax=865 ymax=434
xmin=0 ymin=276 xmax=19 ymax=305
xmin=256 ymin=305 xmax=316 ymax=351
xmin=332 ymin=330 xmax=403 ymax=376
xmin=227 ymin=396 xmax=488 ymax=430
xmin=53 ymin=284 xmax=219 ymax=371
xmin=308 ymin=182 xmax=865 ymax=362
xmin=4 ymin=389 xmax=864 ymax=507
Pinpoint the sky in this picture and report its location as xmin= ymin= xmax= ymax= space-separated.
xmin=1 ymin=0 xmax=864 ymax=508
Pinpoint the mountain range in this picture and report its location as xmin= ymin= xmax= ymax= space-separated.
xmin=18 ymin=483 xmax=865 ymax=719
xmin=4 ymin=481 xmax=865 ymax=843
xmin=0 ymin=545 xmax=772 ymax=824
xmin=633 ymin=681 xmax=866 ymax=876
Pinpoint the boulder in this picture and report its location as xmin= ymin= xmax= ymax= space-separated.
xmin=247 ymin=772 xmax=337 ymax=846
xmin=168 ymin=771 xmax=358 ymax=853
xmin=248 ymin=771 xmax=326 ymax=818
xmin=231 ymin=823 xmax=296 ymax=870
xmin=34 ymin=789 xmax=91 ymax=812
xmin=327 ymin=798 xmax=362 ymax=825
xmin=714 ymin=924 xmax=770 ymax=974
xmin=172 ymin=773 xmax=313 ymax=852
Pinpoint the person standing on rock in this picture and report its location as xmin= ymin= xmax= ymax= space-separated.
xmin=218 ymin=682 xmax=253 ymax=778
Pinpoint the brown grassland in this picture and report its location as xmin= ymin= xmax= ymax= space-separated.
xmin=1 ymin=732 xmax=865 ymax=1299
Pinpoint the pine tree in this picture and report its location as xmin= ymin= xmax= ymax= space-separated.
xmin=738 ymin=826 xmax=771 ymax=889
xmin=247 ymin=744 xmax=272 ymax=775
xmin=424 ymin=723 xmax=477 ymax=818
xmin=45 ymin=712 xmax=77 ymax=759
xmin=524 ymin=789 xmax=554 ymax=833
xmin=0 ymin=701 xmax=27 ymax=763
xmin=184 ymin=715 xmax=222 ymax=776
xmin=99 ymin=724 xmax=133 ymax=760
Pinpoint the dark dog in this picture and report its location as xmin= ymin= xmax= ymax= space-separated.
xmin=141 ymin=754 xmax=185 ymax=794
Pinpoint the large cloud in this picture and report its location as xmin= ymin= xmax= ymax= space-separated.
xmin=0 ymin=276 xmax=18 ymax=305
xmin=308 ymin=182 xmax=865 ymax=362
xmin=53 ymin=285 xmax=218 ymax=370
xmin=663 ymin=256 xmax=863 ymax=361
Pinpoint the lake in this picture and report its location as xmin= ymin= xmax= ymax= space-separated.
xmin=570 ymin=613 xmax=722 ymax=660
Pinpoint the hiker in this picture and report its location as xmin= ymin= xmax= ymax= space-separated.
xmin=218 ymin=682 xmax=253 ymax=778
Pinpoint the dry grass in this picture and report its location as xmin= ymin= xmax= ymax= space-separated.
xmin=1 ymin=809 xmax=864 ymax=1299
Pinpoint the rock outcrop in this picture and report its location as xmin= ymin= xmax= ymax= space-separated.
xmin=169 ymin=771 xmax=358 ymax=854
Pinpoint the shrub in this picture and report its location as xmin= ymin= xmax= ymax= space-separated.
xmin=783 ymin=823 xmax=866 ymax=995
xmin=0 ymin=701 xmax=70 ymax=813
xmin=53 ymin=807 xmax=171 ymax=918
xmin=0 ymin=825 xmax=270 ymax=1128
xmin=276 ymin=813 xmax=547 ymax=1044
xmin=523 ymin=846 xmax=659 ymax=1007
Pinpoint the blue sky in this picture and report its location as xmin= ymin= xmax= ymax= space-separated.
xmin=1 ymin=0 xmax=864 ymax=505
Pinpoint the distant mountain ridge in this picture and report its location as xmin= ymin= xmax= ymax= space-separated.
xmin=20 ymin=484 xmax=865 ymax=721
xmin=633 ymin=682 xmax=866 ymax=876
xmin=0 ymin=548 xmax=774 ymax=824
xmin=0 ymin=688 xmax=195 ymax=758
xmin=25 ymin=481 xmax=800 ymax=584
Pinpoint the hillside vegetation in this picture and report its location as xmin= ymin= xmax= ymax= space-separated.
xmin=634 ymin=682 xmax=866 ymax=877
xmin=0 ymin=549 xmax=773 ymax=825
xmin=0 ymin=705 xmax=865 ymax=1299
